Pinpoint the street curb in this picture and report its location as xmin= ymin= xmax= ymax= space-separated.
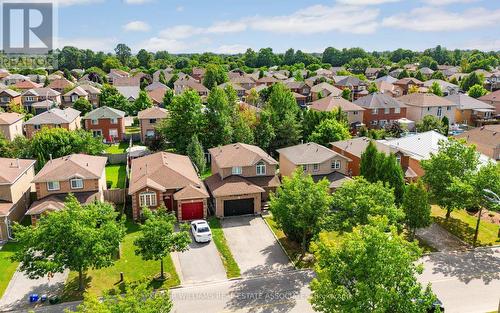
xmin=261 ymin=215 xmax=297 ymax=269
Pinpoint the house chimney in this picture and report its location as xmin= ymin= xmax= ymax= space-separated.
xmin=49 ymin=154 xmax=52 ymax=161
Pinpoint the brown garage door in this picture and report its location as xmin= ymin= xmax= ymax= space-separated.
xmin=181 ymin=202 xmax=204 ymax=220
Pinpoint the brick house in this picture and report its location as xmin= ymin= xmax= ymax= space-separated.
xmin=354 ymin=92 xmax=407 ymax=128
xmin=47 ymin=77 xmax=74 ymax=93
xmin=334 ymin=76 xmax=368 ymax=100
xmin=0 ymin=112 xmax=24 ymax=141
xmin=478 ymin=90 xmax=500 ymax=115
xmin=173 ymin=77 xmax=209 ymax=97
xmin=0 ymin=158 xmax=36 ymax=242
xmin=455 ymin=125 xmax=500 ymax=160
xmin=393 ymin=78 xmax=424 ymax=96
xmin=24 ymin=108 xmax=81 ymax=139
xmin=310 ymin=82 xmax=342 ymax=101
xmin=0 ymin=89 xmax=21 ymax=110
xmin=128 ymin=152 xmax=209 ymax=221
xmin=138 ymin=107 xmax=168 ymax=143
xmin=276 ymin=142 xmax=352 ymax=192
xmin=12 ymin=80 xmax=42 ymax=91
xmin=204 ymin=143 xmax=280 ymax=218
xmin=83 ymin=106 xmax=126 ymax=143
xmin=26 ymin=154 xmax=107 ymax=224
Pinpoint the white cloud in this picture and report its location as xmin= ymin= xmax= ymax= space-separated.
xmin=212 ymin=44 xmax=250 ymax=54
xmin=57 ymin=37 xmax=117 ymax=51
xmin=457 ymin=39 xmax=500 ymax=51
xmin=124 ymin=0 xmax=151 ymax=4
xmin=206 ymin=21 xmax=247 ymax=34
xmin=176 ymin=5 xmax=184 ymax=12
xmin=123 ymin=21 xmax=150 ymax=32
xmin=382 ymin=7 xmax=500 ymax=31
xmin=420 ymin=0 xmax=478 ymax=5
xmin=336 ymin=0 xmax=400 ymax=5
xmin=57 ymin=0 xmax=104 ymax=6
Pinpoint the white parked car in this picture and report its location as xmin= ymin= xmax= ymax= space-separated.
xmin=190 ymin=220 xmax=212 ymax=243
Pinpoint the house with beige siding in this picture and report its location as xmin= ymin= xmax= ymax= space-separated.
xmin=276 ymin=142 xmax=352 ymax=191
xmin=128 ymin=152 xmax=209 ymax=221
xmin=398 ymin=93 xmax=458 ymax=125
xmin=204 ymin=143 xmax=280 ymax=218
xmin=0 ymin=113 xmax=24 ymax=141
xmin=26 ymin=154 xmax=107 ymax=224
xmin=0 ymin=158 xmax=36 ymax=242
xmin=309 ymin=96 xmax=365 ymax=126
xmin=24 ymin=108 xmax=81 ymax=138
xmin=138 ymin=107 xmax=168 ymax=143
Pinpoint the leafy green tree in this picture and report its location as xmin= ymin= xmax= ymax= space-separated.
xmin=441 ymin=116 xmax=450 ymax=135
xmin=162 ymin=89 xmax=174 ymax=107
xmin=114 ymin=43 xmax=132 ymax=66
xmin=166 ymin=73 xmax=178 ymax=89
xmin=403 ymin=180 xmax=431 ymax=239
xmin=232 ymin=110 xmax=255 ymax=144
xmin=467 ymin=84 xmax=488 ymax=98
xmin=134 ymin=207 xmax=190 ymax=280
xmin=73 ymin=97 xmax=93 ymax=115
xmin=11 ymin=195 xmax=125 ymax=291
xmin=204 ymin=87 xmax=233 ymax=148
xmin=254 ymin=110 xmax=275 ymax=153
xmin=99 ymin=84 xmax=130 ymax=113
xmin=460 ymin=72 xmax=484 ymax=92
xmin=367 ymin=82 xmax=378 ymax=93
xmin=70 ymin=283 xmax=172 ymax=313
xmin=397 ymin=69 xmax=410 ymax=79
xmin=137 ymin=49 xmax=153 ymax=69
xmin=133 ymin=90 xmax=153 ymax=115
xmin=380 ymin=153 xmax=406 ymax=204
xmin=102 ymin=56 xmax=122 ymax=73
xmin=156 ymin=90 xmax=204 ymax=154
xmin=331 ymin=177 xmax=404 ymax=231
xmin=310 ymin=219 xmax=436 ymax=313
xmin=429 ymin=81 xmax=443 ymax=96
xmin=186 ymin=134 xmax=206 ymax=174
xmin=416 ymin=115 xmax=446 ymax=134
xmin=359 ymin=141 xmax=381 ymax=183
xmin=430 ymin=71 xmax=446 ymax=80
xmin=422 ymin=138 xmax=480 ymax=219
xmin=270 ymin=168 xmax=333 ymax=251
xmin=414 ymin=70 xmax=426 ymax=82
xmin=341 ymin=88 xmax=351 ymax=101
xmin=308 ymin=118 xmax=350 ymax=147
xmin=203 ymin=64 xmax=228 ymax=89
xmin=158 ymin=71 xmax=167 ymax=85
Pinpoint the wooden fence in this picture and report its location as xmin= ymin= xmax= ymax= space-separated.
xmin=104 ymin=188 xmax=127 ymax=204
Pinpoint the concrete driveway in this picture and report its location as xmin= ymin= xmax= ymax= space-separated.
xmin=172 ymin=233 xmax=226 ymax=285
xmin=221 ymin=216 xmax=292 ymax=277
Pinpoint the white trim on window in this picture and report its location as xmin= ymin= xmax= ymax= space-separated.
xmin=394 ymin=107 xmax=401 ymax=114
xmin=47 ymin=181 xmax=60 ymax=191
xmin=313 ymin=164 xmax=319 ymax=172
xmin=232 ymin=166 xmax=242 ymax=175
xmin=256 ymin=161 xmax=266 ymax=176
xmin=139 ymin=192 xmax=157 ymax=207
xmin=331 ymin=160 xmax=341 ymax=170
xmin=70 ymin=178 xmax=83 ymax=189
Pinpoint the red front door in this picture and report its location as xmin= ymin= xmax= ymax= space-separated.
xmin=181 ymin=202 xmax=204 ymax=220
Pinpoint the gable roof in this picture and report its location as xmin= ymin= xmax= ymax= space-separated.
xmin=33 ymin=154 xmax=107 ymax=183
xmin=335 ymin=76 xmax=366 ymax=87
xmin=204 ymin=174 xmax=264 ymax=197
xmin=22 ymin=87 xmax=60 ymax=97
xmin=174 ymin=77 xmax=209 ymax=93
xmin=48 ymin=78 xmax=73 ymax=90
xmin=64 ymin=86 xmax=88 ymax=97
xmin=374 ymin=75 xmax=397 ymax=84
xmin=423 ymin=79 xmax=458 ymax=89
xmin=309 ymin=96 xmax=365 ymax=112
xmin=445 ymin=93 xmax=495 ymax=110
xmin=79 ymin=84 xmax=101 ymax=94
xmin=277 ymin=142 xmax=351 ymax=165
xmin=116 ymin=86 xmax=140 ymax=100
xmin=208 ymin=143 xmax=277 ymax=168
xmin=331 ymin=137 xmax=411 ymax=158
xmin=478 ymin=89 xmax=500 ymax=102
xmin=393 ymin=77 xmax=424 ymax=86
xmin=0 ymin=89 xmax=21 ymax=97
xmin=137 ymin=106 xmax=168 ymax=119
xmin=455 ymin=125 xmax=500 ymax=160
xmin=398 ymin=93 xmax=456 ymax=108
xmin=0 ymin=112 xmax=23 ymax=125
xmin=354 ymin=93 xmax=406 ymax=109
xmin=83 ymin=106 xmax=126 ymax=120
xmin=310 ymin=82 xmax=342 ymax=95
xmin=147 ymin=87 xmax=167 ymax=104
xmin=24 ymin=107 xmax=81 ymax=125
xmin=13 ymin=80 xmax=41 ymax=89
xmin=145 ymin=82 xmax=168 ymax=91
xmin=0 ymin=158 xmax=36 ymax=185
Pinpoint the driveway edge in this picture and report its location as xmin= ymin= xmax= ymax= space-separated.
xmin=261 ymin=215 xmax=296 ymax=269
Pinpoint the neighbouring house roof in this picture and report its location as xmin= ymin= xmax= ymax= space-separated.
xmin=83 ymin=106 xmax=126 ymax=120
xmin=204 ymin=174 xmax=265 ymax=197
xmin=174 ymin=77 xmax=209 ymax=93
xmin=64 ymin=86 xmax=88 ymax=97
xmin=219 ymin=81 xmax=246 ymax=91
xmin=33 ymin=154 xmax=107 ymax=183
xmin=173 ymin=184 xmax=210 ymax=201
xmin=455 ymin=125 xmax=500 ymax=160
xmin=374 ymin=75 xmax=397 ymax=84
xmin=256 ymin=76 xmax=279 ymax=84
xmin=208 ymin=142 xmax=278 ymax=169
xmin=478 ymin=90 xmax=500 ymax=103
xmin=311 ymin=172 xmax=353 ymax=189
xmin=419 ymin=67 xmax=434 ymax=75
xmin=128 ymin=152 xmax=207 ymax=196
xmin=393 ymin=78 xmax=424 ymax=86
xmin=24 ymin=107 xmax=81 ymax=125
xmin=48 ymin=78 xmax=73 ymax=90
xmin=0 ymin=158 xmax=36 ymax=185
xmin=0 ymin=89 xmax=20 ymax=97
xmin=354 ymin=92 xmax=406 ymax=109
xmin=230 ymin=75 xmax=256 ymax=86
xmin=31 ymin=100 xmax=57 ymax=109
xmin=4 ymin=74 xmax=29 ymax=81
xmin=238 ymin=101 xmax=262 ymax=113
xmin=365 ymin=67 xmax=383 ymax=75
xmin=0 ymin=112 xmax=23 ymax=125
xmin=116 ymin=86 xmax=140 ymax=100
xmin=79 ymin=84 xmax=101 ymax=94
xmin=310 ymin=82 xmax=342 ymax=95
xmin=285 ymin=81 xmax=306 ymax=90
xmin=445 ymin=93 xmax=495 ymax=111
xmin=13 ymin=80 xmax=42 ymax=89
xmin=335 ymin=76 xmax=367 ymax=87
xmin=145 ymin=82 xmax=168 ymax=91
xmin=423 ymin=79 xmax=458 ymax=89
xmin=22 ymin=87 xmax=60 ymax=97
xmin=147 ymin=87 xmax=167 ymax=104
xmin=331 ymin=137 xmax=412 ymax=159
xmin=113 ymin=76 xmax=140 ymax=86
xmin=110 ymin=69 xmax=129 ymax=77
xmin=277 ymin=142 xmax=351 ymax=165
xmin=26 ymin=191 xmax=101 ymax=216
xmin=137 ymin=106 xmax=168 ymax=119
xmin=398 ymin=93 xmax=457 ymax=108
xmin=309 ymin=96 xmax=365 ymax=112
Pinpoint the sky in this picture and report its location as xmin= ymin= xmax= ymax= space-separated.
xmin=52 ymin=0 xmax=500 ymax=53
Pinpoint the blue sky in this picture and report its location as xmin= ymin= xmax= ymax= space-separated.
xmin=55 ymin=0 xmax=500 ymax=53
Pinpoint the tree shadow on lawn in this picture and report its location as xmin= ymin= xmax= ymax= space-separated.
xmin=433 ymin=216 xmax=478 ymax=246
xmin=60 ymin=274 xmax=92 ymax=301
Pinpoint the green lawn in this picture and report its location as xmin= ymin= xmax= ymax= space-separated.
xmin=105 ymin=142 xmax=129 ymax=154
xmin=125 ymin=126 xmax=140 ymax=135
xmin=62 ymin=221 xmax=180 ymax=301
xmin=200 ymin=166 xmax=212 ymax=180
xmin=208 ymin=217 xmax=240 ymax=278
xmin=0 ymin=241 xmax=22 ymax=298
xmin=106 ymin=165 xmax=127 ymax=189
xmin=431 ymin=205 xmax=500 ymax=246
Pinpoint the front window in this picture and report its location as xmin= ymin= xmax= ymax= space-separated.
xmin=71 ymin=95 xmax=78 ymax=102
xmin=47 ymin=181 xmax=60 ymax=191
xmin=331 ymin=160 xmax=341 ymax=170
xmin=91 ymin=119 xmax=98 ymax=125
xmin=313 ymin=164 xmax=319 ymax=172
xmin=302 ymin=164 xmax=307 ymax=171
xmin=437 ymin=107 xmax=442 ymax=117
xmin=34 ymin=124 xmax=41 ymax=130
xmin=1 ymin=97 xmax=9 ymax=102
xmin=384 ymin=108 xmax=390 ymax=114
xmin=92 ymin=130 xmax=102 ymax=137
xmin=70 ymin=178 xmax=83 ymax=189
xmin=447 ymin=106 xmax=451 ymax=111
xmin=109 ymin=129 xmax=118 ymax=137
xmin=149 ymin=119 xmax=157 ymax=124
xmin=256 ymin=161 xmax=266 ymax=175
xmin=232 ymin=166 xmax=242 ymax=175
xmin=394 ymin=107 xmax=401 ymax=114
xmin=396 ymin=155 xmax=401 ymax=164
xmin=372 ymin=108 xmax=378 ymax=115
xmin=139 ymin=192 xmax=157 ymax=207
xmin=352 ymin=111 xmax=358 ymax=115
xmin=25 ymin=96 xmax=35 ymax=102
xmin=146 ymin=130 xmax=155 ymax=138
xmin=111 ymin=118 xmax=118 ymax=124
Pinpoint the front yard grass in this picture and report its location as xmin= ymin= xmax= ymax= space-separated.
xmin=431 ymin=205 xmax=500 ymax=246
xmin=105 ymin=164 xmax=127 ymax=189
xmin=105 ymin=142 xmax=129 ymax=154
xmin=125 ymin=126 xmax=140 ymax=135
xmin=200 ymin=166 xmax=212 ymax=180
xmin=0 ymin=241 xmax=22 ymax=298
xmin=208 ymin=217 xmax=240 ymax=278
xmin=61 ymin=220 xmax=180 ymax=301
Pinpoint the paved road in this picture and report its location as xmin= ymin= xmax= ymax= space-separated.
xmin=172 ymin=233 xmax=226 ymax=285
xmin=221 ymin=216 xmax=292 ymax=277
xmin=419 ymin=246 xmax=500 ymax=313
xmin=416 ymin=223 xmax=470 ymax=252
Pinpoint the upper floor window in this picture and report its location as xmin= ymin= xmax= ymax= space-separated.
xmin=232 ymin=166 xmax=242 ymax=175
xmin=256 ymin=161 xmax=266 ymax=176
xmin=396 ymin=155 xmax=401 ymax=164
xmin=384 ymin=108 xmax=390 ymax=114
xmin=70 ymin=178 xmax=83 ymax=189
xmin=372 ymin=109 xmax=378 ymax=115
xmin=331 ymin=160 xmax=341 ymax=170
xmin=34 ymin=124 xmax=41 ymax=130
xmin=302 ymin=164 xmax=307 ymax=171
xmin=91 ymin=119 xmax=98 ymax=125
xmin=71 ymin=95 xmax=79 ymax=102
xmin=394 ymin=107 xmax=401 ymax=114
xmin=437 ymin=107 xmax=442 ymax=117
xmin=111 ymin=118 xmax=118 ymax=124
xmin=25 ymin=96 xmax=35 ymax=102
xmin=139 ymin=192 xmax=157 ymax=207
xmin=149 ymin=119 xmax=157 ymax=124
xmin=313 ymin=164 xmax=319 ymax=172
xmin=352 ymin=111 xmax=358 ymax=115
xmin=447 ymin=106 xmax=451 ymax=111
xmin=1 ymin=97 xmax=9 ymax=102
xmin=47 ymin=181 xmax=60 ymax=191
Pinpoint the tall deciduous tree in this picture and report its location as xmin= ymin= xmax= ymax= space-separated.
xmin=99 ymin=84 xmax=130 ymax=113
xmin=467 ymin=84 xmax=488 ymax=98
xmin=254 ymin=110 xmax=275 ymax=153
xmin=403 ymin=180 xmax=431 ymax=239
xmin=204 ymin=87 xmax=233 ymax=148
xmin=11 ymin=196 xmax=125 ymax=291
xmin=186 ymin=134 xmax=206 ymax=174
xmin=310 ymin=219 xmax=436 ymax=313
xmin=114 ymin=43 xmax=132 ymax=66
xmin=460 ymin=72 xmax=484 ymax=92
xmin=73 ymin=97 xmax=93 ymax=115
xmin=134 ymin=207 xmax=191 ymax=280
xmin=416 ymin=115 xmax=446 ymax=135
xmin=308 ymin=118 xmax=350 ymax=147
xmin=133 ymin=90 xmax=153 ymax=115
xmin=203 ymin=64 xmax=228 ymax=89
xmin=429 ymin=81 xmax=443 ymax=96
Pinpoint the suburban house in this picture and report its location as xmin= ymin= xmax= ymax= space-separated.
xmin=191 ymin=67 xmax=206 ymax=82
xmin=147 ymin=86 xmax=168 ymax=105
xmin=398 ymin=93 xmax=457 ymax=124
xmin=310 ymin=82 xmax=343 ymax=101
xmin=446 ymin=93 xmax=496 ymax=126
xmin=62 ymin=86 xmax=88 ymax=107
xmin=365 ymin=67 xmax=383 ymax=80
xmin=423 ymin=79 xmax=459 ymax=96
xmin=334 ymin=76 xmax=368 ymax=100
xmin=478 ymin=90 xmax=500 ymax=115
xmin=204 ymin=143 xmax=280 ymax=218
xmin=26 ymin=154 xmax=107 ymax=224
xmin=24 ymin=107 xmax=81 ymax=139
xmin=0 ymin=158 xmax=36 ymax=242
xmin=285 ymin=81 xmax=311 ymax=96
xmin=47 ymin=78 xmax=74 ymax=93
xmin=0 ymin=113 xmax=24 ymax=141
xmin=128 ymin=152 xmax=209 ymax=221
xmin=0 ymin=89 xmax=21 ymax=110
xmin=173 ymin=77 xmax=209 ymax=97
xmin=309 ymin=96 xmax=365 ymax=126
xmin=455 ymin=125 xmax=500 ymax=160
xmin=83 ymin=106 xmax=126 ymax=143
xmin=13 ymin=79 xmax=42 ymax=91
xmin=2 ymin=74 xmax=29 ymax=85
xmin=256 ymin=76 xmax=279 ymax=86
xmin=219 ymin=82 xmax=246 ymax=99
xmin=230 ymin=75 xmax=256 ymax=90
xmin=331 ymin=137 xmax=420 ymax=181
xmin=79 ymin=84 xmax=101 ymax=107
xmin=108 ymin=69 xmax=130 ymax=84
xmin=276 ymin=142 xmax=352 ymax=191
xmin=138 ymin=106 xmax=168 ymax=143
xmin=354 ymin=93 xmax=407 ymax=128
xmin=21 ymin=88 xmax=61 ymax=112
xmin=393 ymin=78 xmax=424 ymax=95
